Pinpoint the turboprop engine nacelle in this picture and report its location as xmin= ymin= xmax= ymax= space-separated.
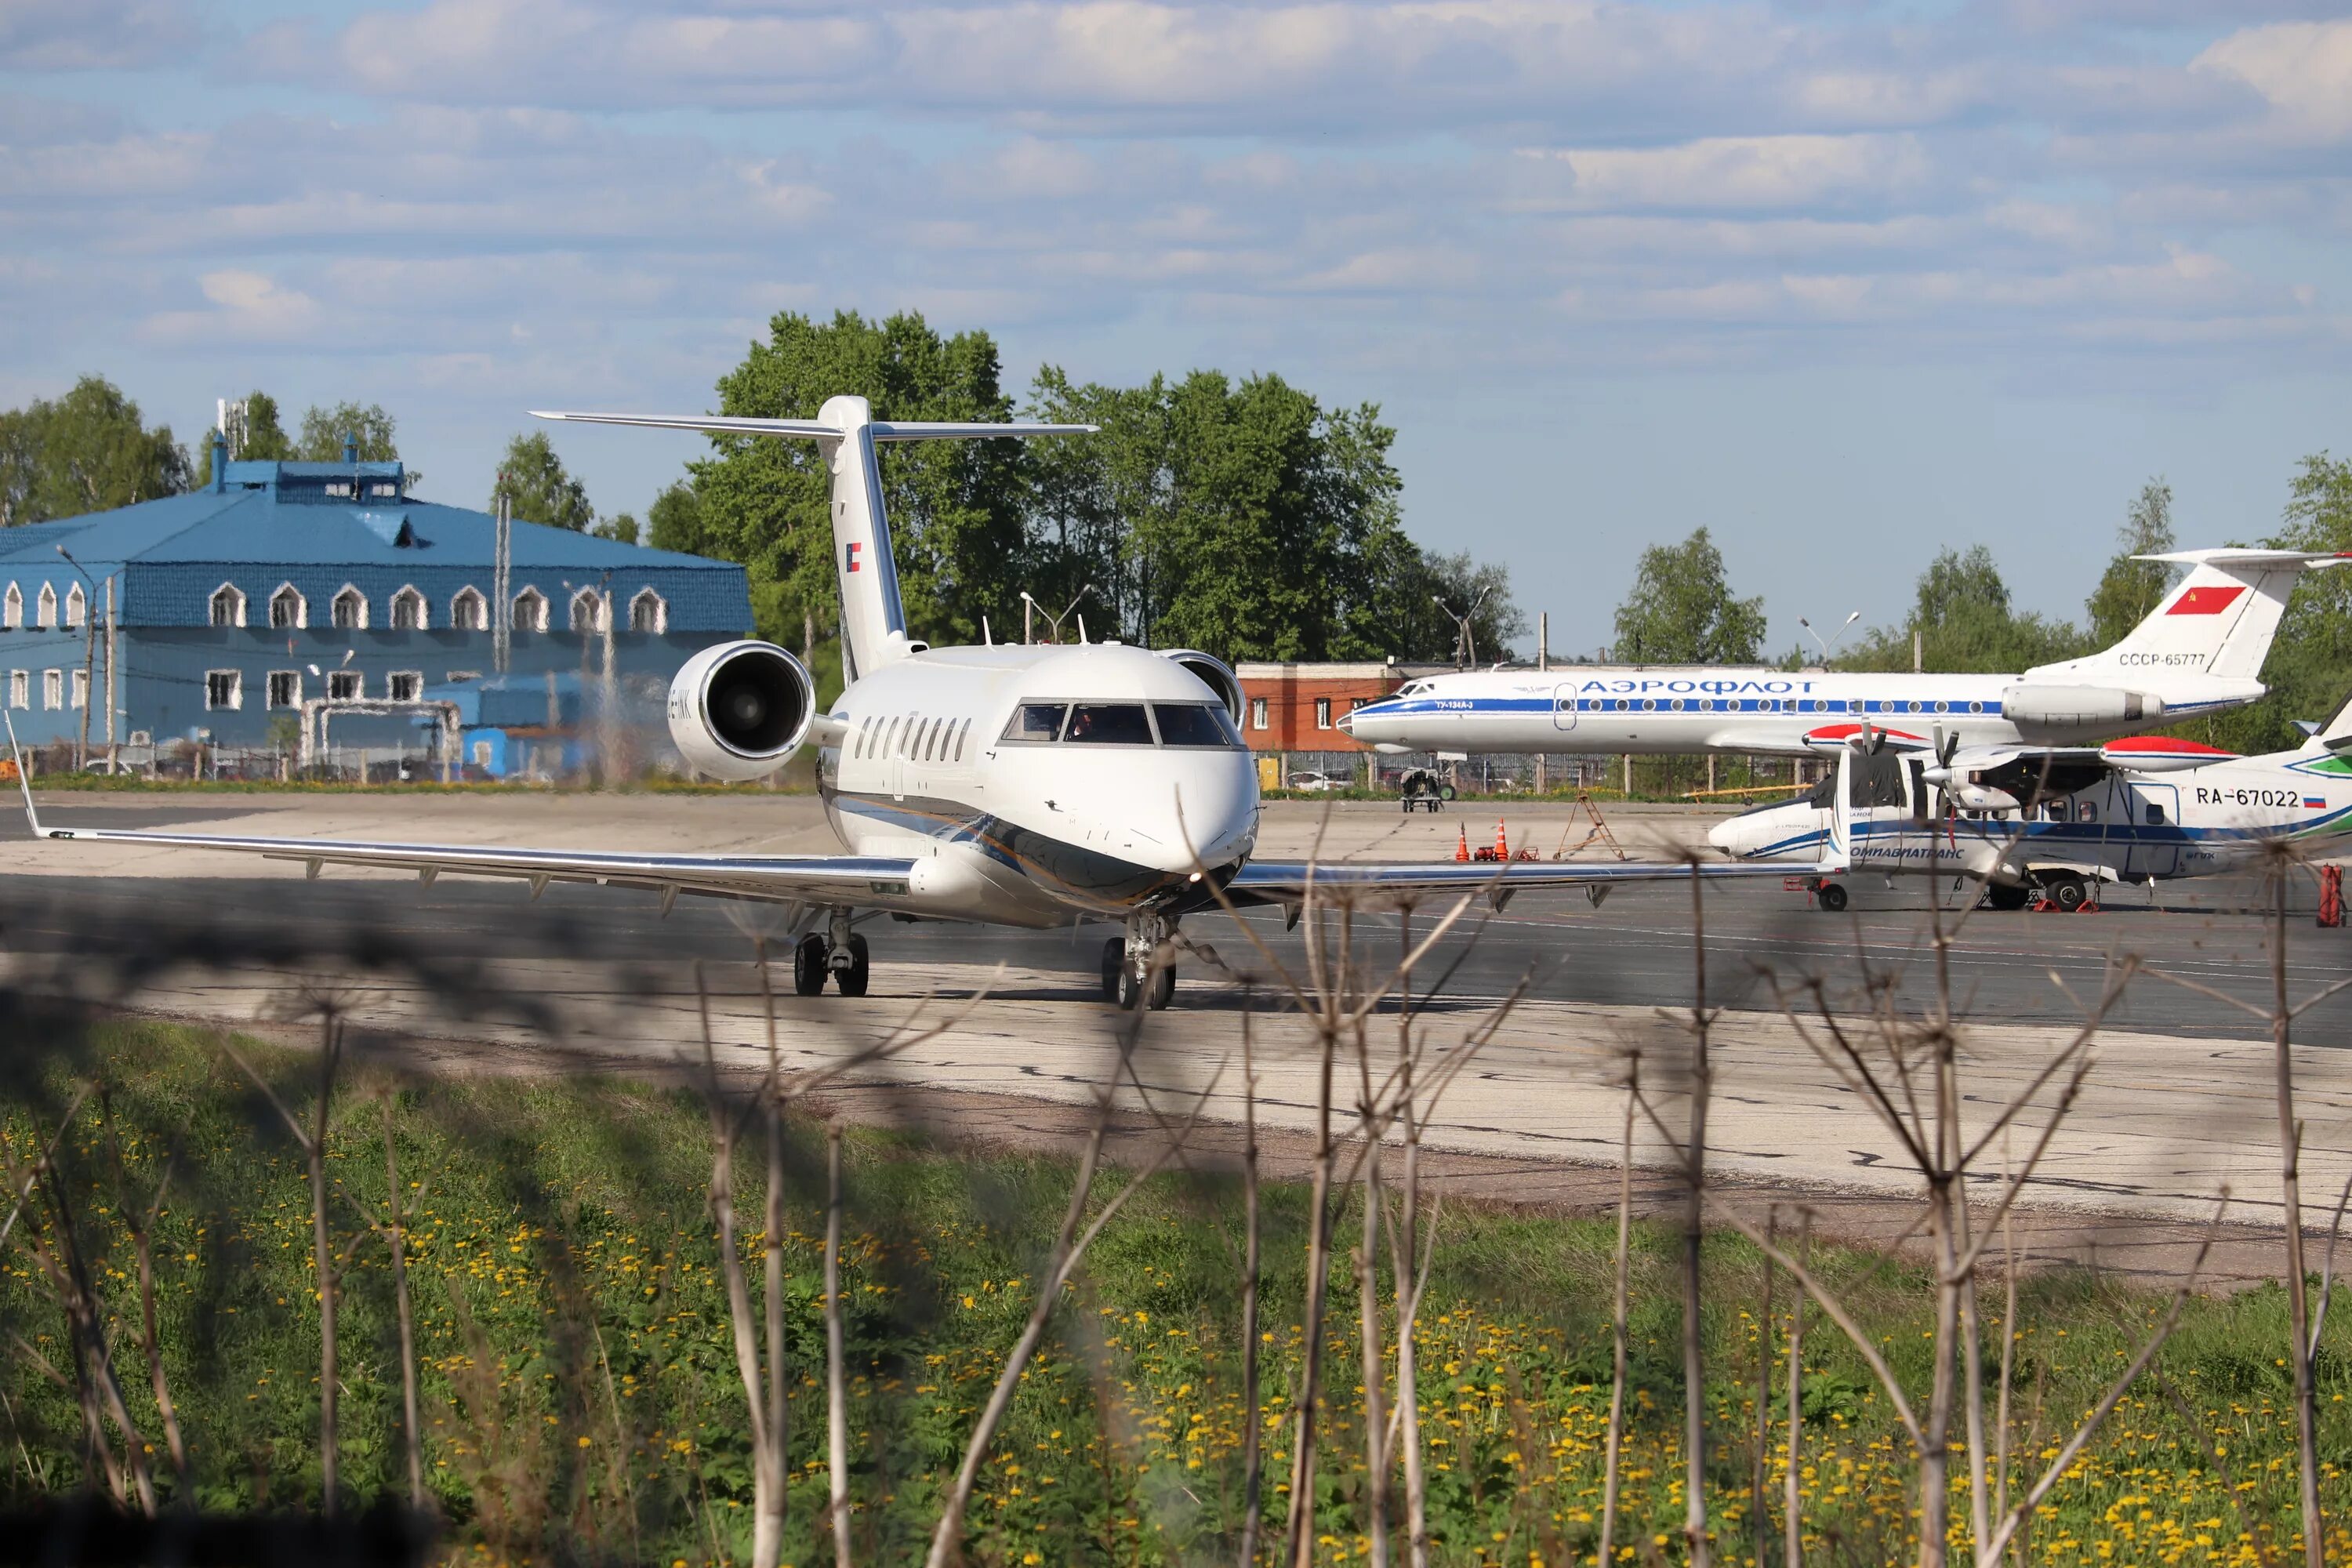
xmin=2000 ymin=684 xmax=2162 ymax=730
xmin=667 ymin=641 xmax=815 ymax=782
xmin=1159 ymin=649 xmax=1244 ymax=723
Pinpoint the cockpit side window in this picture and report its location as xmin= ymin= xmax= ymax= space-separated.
xmin=1065 ymin=703 xmax=1153 ymax=745
xmin=1152 ymin=702 xmax=1244 ymax=749
xmin=1001 ymin=702 xmax=1068 ymax=742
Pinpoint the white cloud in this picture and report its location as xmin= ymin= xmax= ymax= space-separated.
xmin=1520 ymin=133 xmax=1934 ymax=211
xmin=142 ymin=269 xmax=321 ymax=345
xmin=0 ymin=0 xmax=198 ymax=69
xmin=2194 ymin=20 xmax=2352 ymax=143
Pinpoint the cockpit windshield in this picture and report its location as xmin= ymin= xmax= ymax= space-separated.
xmin=1065 ymin=703 xmax=1154 ymax=745
xmin=997 ymin=699 xmax=1247 ymax=749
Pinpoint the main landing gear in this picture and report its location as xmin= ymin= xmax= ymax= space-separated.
xmin=792 ymin=907 xmax=870 ymax=997
xmin=1101 ymin=913 xmax=1177 ymax=1011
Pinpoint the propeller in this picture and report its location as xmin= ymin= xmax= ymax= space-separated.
xmin=1931 ymin=727 xmax=1961 ymax=849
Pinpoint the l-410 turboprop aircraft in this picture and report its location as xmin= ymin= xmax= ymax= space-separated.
xmin=9 ymin=396 xmax=1831 ymax=1009
xmin=1341 ymin=550 xmax=2345 ymax=760
xmin=1705 ymin=691 xmax=2352 ymax=913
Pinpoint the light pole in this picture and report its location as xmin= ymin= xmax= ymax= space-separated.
xmin=1018 ymin=583 xmax=1091 ymax=645
xmin=1798 ymin=610 xmax=1860 ymax=668
xmin=55 ymin=545 xmax=105 ymax=772
xmin=1433 ymin=588 xmax=1490 ymax=670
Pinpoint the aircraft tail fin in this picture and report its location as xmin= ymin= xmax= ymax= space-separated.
xmin=2025 ymin=548 xmax=2347 ymax=691
xmin=537 ymin=401 xmax=1093 ymax=679
xmin=2309 ymin=688 xmax=2352 ymax=756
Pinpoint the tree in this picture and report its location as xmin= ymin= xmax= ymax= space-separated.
xmin=1371 ymin=549 xmax=1527 ymax=666
xmin=490 ymin=432 xmax=596 ymax=532
xmin=1841 ymin=545 xmax=2091 ymax=673
xmin=2085 ymin=479 xmax=2177 ymax=646
xmin=193 ymin=391 xmax=295 ymax=486
xmin=0 ymin=376 xmax=191 ymax=526
xmin=296 ymin=401 xmax=399 ymax=463
xmin=1025 ymin=365 xmax=1440 ymax=660
xmin=2201 ymin=452 xmax=2352 ymax=754
xmin=1610 ymin=528 xmax=1766 ymax=664
xmin=646 ymin=481 xmax=706 ymax=555
xmin=592 ymin=513 xmax=639 ymax=545
xmin=695 ymin=310 xmax=1029 ymax=648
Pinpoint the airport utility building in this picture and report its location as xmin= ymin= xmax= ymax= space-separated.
xmin=0 ymin=436 xmax=751 ymax=753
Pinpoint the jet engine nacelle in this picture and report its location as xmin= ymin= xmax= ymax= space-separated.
xmin=2000 ymin=684 xmax=2162 ymax=730
xmin=667 ymin=640 xmax=815 ymax=782
xmin=1159 ymin=649 xmax=1244 ymax=723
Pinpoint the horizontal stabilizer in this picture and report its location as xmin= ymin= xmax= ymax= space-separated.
xmin=534 ymin=410 xmax=1096 ymax=442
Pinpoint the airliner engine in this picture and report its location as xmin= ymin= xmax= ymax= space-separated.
xmin=1160 ymin=649 xmax=1244 ymax=722
xmin=667 ymin=640 xmax=815 ymax=781
xmin=2000 ymin=684 xmax=2164 ymax=730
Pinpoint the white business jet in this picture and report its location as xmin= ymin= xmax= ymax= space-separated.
xmin=1341 ymin=550 xmax=2345 ymax=759
xmin=9 ymin=396 xmax=1829 ymax=1009
xmin=1708 ymin=691 xmax=2352 ymax=913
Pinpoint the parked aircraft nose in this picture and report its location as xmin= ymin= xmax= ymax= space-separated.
xmin=1153 ymin=753 xmax=1259 ymax=873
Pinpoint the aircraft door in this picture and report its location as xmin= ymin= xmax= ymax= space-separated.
xmin=2123 ymin=781 xmax=2180 ymax=880
xmin=1552 ymin=684 xmax=1578 ymax=733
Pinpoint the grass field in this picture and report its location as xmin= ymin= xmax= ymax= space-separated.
xmin=1 ymin=1021 xmax=2345 ymax=1566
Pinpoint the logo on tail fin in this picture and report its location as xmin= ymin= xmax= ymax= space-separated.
xmin=2166 ymin=585 xmax=2245 ymax=615
xmin=845 ymin=542 xmax=863 ymax=575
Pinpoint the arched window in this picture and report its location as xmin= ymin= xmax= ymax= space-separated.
xmin=628 ymin=589 xmax=666 ymax=633
xmin=34 ymin=584 xmax=55 ymax=629
xmin=2 ymin=584 xmax=19 ymax=630
xmin=66 ymin=583 xmax=86 ymax=629
xmin=569 ymin=589 xmax=604 ymax=633
xmin=389 ymin=586 xmax=426 ymax=630
xmin=206 ymin=583 xmax=241 ymax=628
xmin=511 ymin=588 xmax=546 ymax=633
xmin=270 ymin=584 xmax=306 ymax=629
xmin=331 ymin=586 xmax=367 ymax=630
xmin=449 ymin=587 xmax=487 ymax=630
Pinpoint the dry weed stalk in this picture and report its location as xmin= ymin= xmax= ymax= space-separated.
xmin=2142 ymin=844 xmax=2352 ymax=1568
xmin=1784 ymin=1209 xmax=1810 ymax=1568
xmin=220 ymin=1005 xmax=348 ymax=1515
xmin=96 ymin=1085 xmax=191 ymax=1501
xmin=1731 ymin=886 xmax=2205 ymax=1568
xmin=695 ymin=953 xmax=1003 ymax=1568
xmin=825 ymin=1119 xmax=852 ymax=1568
xmin=1599 ymin=1052 xmax=1638 ymax=1567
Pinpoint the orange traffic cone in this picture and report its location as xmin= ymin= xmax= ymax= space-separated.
xmin=1454 ymin=824 xmax=1470 ymax=862
xmin=1494 ymin=819 xmax=1509 ymax=859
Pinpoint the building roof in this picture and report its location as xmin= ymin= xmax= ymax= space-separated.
xmin=0 ymin=457 xmax=751 ymax=631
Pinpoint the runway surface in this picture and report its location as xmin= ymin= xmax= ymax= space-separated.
xmin=6 ymin=789 xmax=2352 ymax=1276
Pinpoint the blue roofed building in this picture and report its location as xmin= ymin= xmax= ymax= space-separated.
xmin=0 ymin=433 xmax=752 ymax=760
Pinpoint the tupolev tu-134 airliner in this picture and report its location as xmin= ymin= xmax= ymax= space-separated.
xmin=9 ymin=397 xmax=1829 ymax=1011
xmin=1341 ymin=548 xmax=2347 ymax=760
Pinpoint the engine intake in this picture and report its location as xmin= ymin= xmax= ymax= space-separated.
xmin=668 ymin=641 xmax=815 ymax=781
xmin=1159 ymin=649 xmax=1244 ymax=723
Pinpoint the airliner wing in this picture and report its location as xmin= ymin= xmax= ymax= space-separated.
xmin=1224 ymin=855 xmax=1814 ymax=904
xmin=1943 ymin=736 xmax=2240 ymax=778
xmin=9 ymin=766 xmax=924 ymax=914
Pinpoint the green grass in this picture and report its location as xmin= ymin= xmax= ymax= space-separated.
xmin=2 ymin=1022 xmax=2345 ymax=1566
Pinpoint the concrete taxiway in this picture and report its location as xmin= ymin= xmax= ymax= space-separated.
xmin=6 ymin=789 xmax=2350 ymax=1284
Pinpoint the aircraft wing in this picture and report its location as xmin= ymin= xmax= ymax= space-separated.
xmin=1223 ymin=855 xmax=1820 ymax=906
xmin=7 ymin=753 xmax=924 ymax=916
xmin=1941 ymin=736 xmax=2240 ymax=778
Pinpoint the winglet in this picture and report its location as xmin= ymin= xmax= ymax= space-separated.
xmin=3 ymin=713 xmax=48 ymax=840
xmin=1821 ymin=746 xmax=1853 ymax=873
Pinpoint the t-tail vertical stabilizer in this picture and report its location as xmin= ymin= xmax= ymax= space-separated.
xmin=533 ymin=401 xmax=1094 ymax=678
xmin=2025 ymin=548 xmax=2349 ymax=695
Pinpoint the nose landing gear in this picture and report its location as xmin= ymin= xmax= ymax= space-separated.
xmin=1101 ymin=913 xmax=1177 ymax=1010
xmin=790 ymin=908 xmax=872 ymax=997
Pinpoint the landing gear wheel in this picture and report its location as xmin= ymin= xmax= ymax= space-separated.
xmin=1115 ymin=961 xmax=1144 ymax=1010
xmin=793 ymin=934 xmax=829 ymax=996
xmin=1101 ymin=938 xmax=1125 ymax=1004
xmin=1147 ymin=962 xmax=1175 ymax=1011
xmin=1984 ymin=882 xmax=2031 ymax=912
xmin=2043 ymin=875 xmax=2091 ymax=913
xmin=837 ymin=933 xmax=871 ymax=997
xmin=1816 ymin=881 xmax=1849 ymax=913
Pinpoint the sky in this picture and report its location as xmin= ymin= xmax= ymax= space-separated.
xmin=2 ymin=0 xmax=2347 ymax=658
